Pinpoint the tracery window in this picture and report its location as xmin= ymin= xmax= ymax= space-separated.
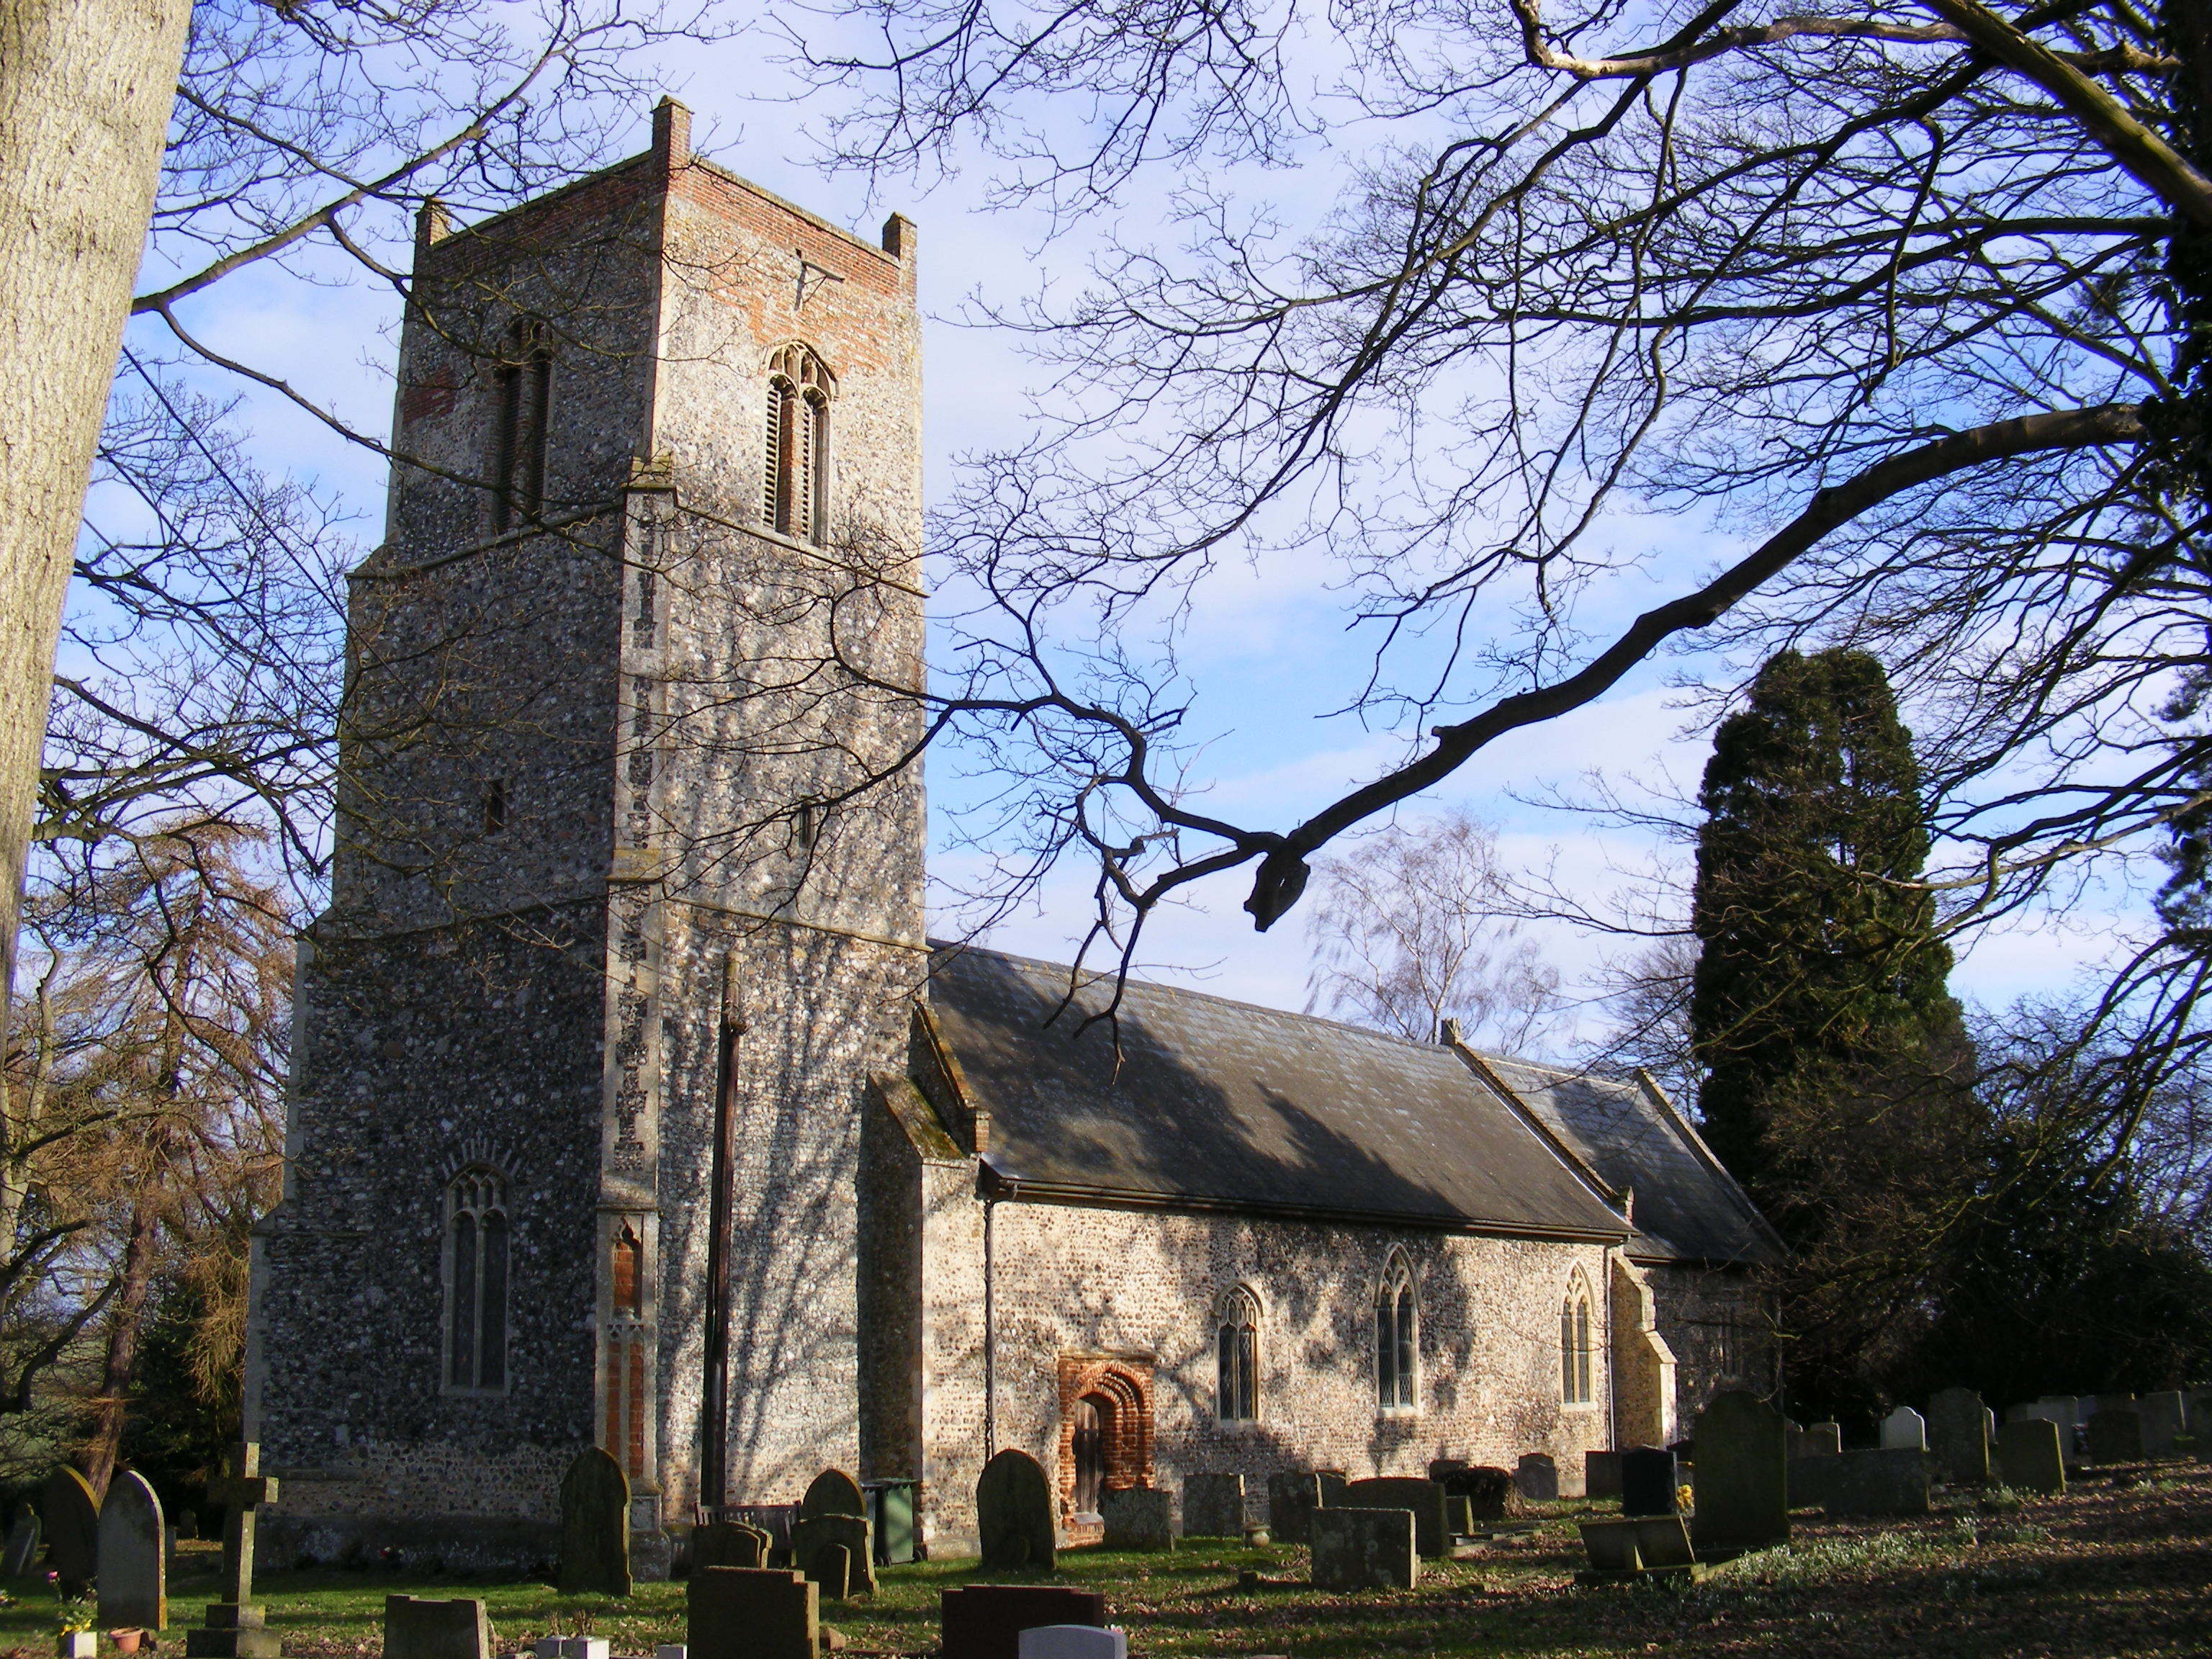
xmin=761 ymin=343 xmax=832 ymax=543
xmin=1215 ymin=1287 xmax=1260 ymax=1423
xmin=1561 ymin=1274 xmax=1595 ymax=1405
xmin=1375 ymin=1252 xmax=1417 ymax=1411
xmin=446 ymin=1168 xmax=510 ymax=1391
xmin=490 ymin=321 xmax=552 ymax=531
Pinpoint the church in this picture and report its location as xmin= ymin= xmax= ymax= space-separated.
xmin=246 ymin=99 xmax=1776 ymax=1568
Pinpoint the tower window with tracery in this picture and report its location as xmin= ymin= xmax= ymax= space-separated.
xmin=446 ymin=1168 xmax=510 ymax=1391
xmin=762 ymin=343 xmax=832 ymax=543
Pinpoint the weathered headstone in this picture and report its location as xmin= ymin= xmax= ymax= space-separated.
xmin=1340 ymin=1478 xmax=1449 ymax=1557
xmin=1316 ymin=1472 xmax=1349 ymax=1509
xmin=688 ymin=1567 xmax=817 ymax=1659
xmin=2085 ymin=1408 xmax=2146 ymax=1464
xmin=1179 ymin=1473 xmax=1244 ymax=1538
xmin=561 ymin=1637 xmax=609 ymax=1659
xmin=98 ymin=1469 xmax=166 ymax=1630
xmin=1513 ymin=1454 xmax=1557 ymax=1501
xmin=1577 ymin=1516 xmax=1699 ymax=1581
xmin=1264 ymin=1473 xmax=1323 ymax=1545
xmin=1016 ymin=1629 xmax=1125 ymax=1659
xmin=1308 ymin=1508 xmax=1416 ymax=1591
xmin=1583 ymin=1452 xmax=1622 ymax=1501
xmin=2139 ymin=1390 xmax=2187 ymax=1457
xmin=1879 ymin=1406 xmax=1927 ymax=1452
xmin=1804 ymin=1422 xmax=1842 ymax=1457
xmin=383 ymin=1598 xmax=488 ymax=1659
xmin=976 ymin=1450 xmax=1056 ymax=1572
xmin=1996 ymin=1419 xmax=2066 ymax=1495
xmin=792 ymin=1514 xmax=875 ymax=1597
xmin=1434 ymin=1467 xmax=1516 ymax=1524
xmin=1619 ymin=1447 xmax=1677 ymax=1518
xmin=3 ymin=1503 xmax=40 ymax=1576
xmin=690 ymin=1522 xmax=770 ymax=1571
xmin=941 ymin=1587 xmax=1107 ymax=1659
xmin=800 ymin=1470 xmax=866 ymax=1521
xmin=185 ymin=1442 xmax=280 ymax=1659
xmin=1424 ymin=1458 xmax=1467 ymax=1482
xmin=41 ymin=1466 xmax=99 ymax=1601
xmin=1926 ymin=1388 xmax=1990 ymax=1486
xmin=1099 ymin=1488 xmax=1172 ymax=1552
xmin=559 ymin=1447 xmax=631 ymax=1596
xmin=1689 ymin=1391 xmax=1789 ymax=1557
xmin=1812 ymin=1449 xmax=1930 ymax=1517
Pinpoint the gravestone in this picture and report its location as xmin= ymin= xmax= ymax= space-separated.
xmin=1804 ymin=1422 xmax=1842 ymax=1457
xmin=186 ymin=1442 xmax=281 ymax=1659
xmin=1435 ymin=1467 xmax=1516 ymax=1524
xmin=941 ymin=1586 xmax=1108 ymax=1659
xmin=1619 ymin=1447 xmax=1678 ymax=1518
xmin=792 ymin=1514 xmax=875 ymax=1597
xmin=976 ymin=1450 xmax=1056 ymax=1572
xmin=1016 ymin=1629 xmax=1125 ymax=1659
xmin=1307 ymin=1508 xmax=1417 ymax=1591
xmin=1577 ymin=1516 xmax=1699 ymax=1581
xmin=1316 ymin=1472 xmax=1349 ymax=1509
xmin=1996 ymin=1419 xmax=2066 ymax=1495
xmin=1179 ymin=1473 xmax=1244 ymax=1538
xmin=800 ymin=1471 xmax=866 ymax=1521
xmin=1927 ymin=1388 xmax=1990 ymax=1486
xmin=1099 ymin=1488 xmax=1172 ymax=1552
xmin=561 ymin=1640 xmax=608 ymax=1659
xmin=3 ymin=1504 xmax=40 ymax=1576
xmin=559 ymin=1447 xmax=631 ymax=1596
xmin=1879 ymin=1406 xmax=1927 ymax=1452
xmin=1424 ymin=1459 xmax=1466 ymax=1482
xmin=2139 ymin=1390 xmax=2187 ymax=1457
xmin=2085 ymin=1407 xmax=2146 ymax=1464
xmin=97 ymin=1468 xmax=166 ymax=1630
xmin=1340 ymin=1479 xmax=1449 ymax=1557
xmin=1689 ymin=1390 xmax=1789 ymax=1557
xmin=382 ymin=1598 xmax=487 ymax=1659
xmin=1264 ymin=1474 xmax=1324 ymax=1545
xmin=1514 ymin=1454 xmax=1557 ymax=1501
xmin=690 ymin=1522 xmax=770 ymax=1570
xmin=1583 ymin=1452 xmax=1622 ymax=1501
xmin=1811 ymin=1449 xmax=1930 ymax=1517
xmin=42 ymin=1465 xmax=99 ymax=1601
xmin=688 ymin=1567 xmax=817 ymax=1659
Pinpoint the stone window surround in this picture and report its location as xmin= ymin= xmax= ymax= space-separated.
xmin=1560 ymin=1266 xmax=1597 ymax=1408
xmin=440 ymin=1164 xmax=513 ymax=1398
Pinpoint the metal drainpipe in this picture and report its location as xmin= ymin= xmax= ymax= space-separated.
xmin=983 ymin=1195 xmax=997 ymax=1462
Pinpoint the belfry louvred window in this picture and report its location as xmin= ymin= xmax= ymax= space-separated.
xmin=446 ymin=1169 xmax=509 ymax=1390
xmin=761 ymin=343 xmax=832 ymax=543
xmin=490 ymin=320 xmax=552 ymax=532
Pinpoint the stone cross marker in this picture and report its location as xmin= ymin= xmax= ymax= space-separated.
xmin=975 ymin=1449 xmax=1056 ymax=1572
xmin=186 ymin=1442 xmax=281 ymax=1659
xmin=97 ymin=1469 xmax=166 ymax=1632
xmin=1689 ymin=1390 xmax=1790 ymax=1557
xmin=1926 ymin=1388 xmax=1990 ymax=1485
xmin=42 ymin=1466 xmax=100 ymax=1602
xmin=559 ymin=1447 xmax=632 ymax=1596
xmin=1879 ymin=1407 xmax=1926 ymax=1452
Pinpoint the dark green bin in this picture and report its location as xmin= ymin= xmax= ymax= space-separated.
xmin=864 ymin=1479 xmax=917 ymax=1565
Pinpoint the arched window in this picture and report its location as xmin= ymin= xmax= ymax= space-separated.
xmin=761 ymin=344 xmax=832 ymax=543
xmin=1215 ymin=1287 xmax=1260 ymax=1423
xmin=1375 ymin=1253 xmax=1417 ymax=1411
xmin=1561 ymin=1273 xmax=1595 ymax=1405
xmin=446 ymin=1168 xmax=510 ymax=1390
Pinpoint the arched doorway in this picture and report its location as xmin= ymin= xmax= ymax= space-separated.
xmin=1071 ymin=1393 xmax=1112 ymax=1520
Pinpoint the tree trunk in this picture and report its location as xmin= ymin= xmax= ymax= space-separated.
xmin=0 ymin=0 xmax=193 ymax=999
xmin=81 ymin=1191 xmax=160 ymax=1498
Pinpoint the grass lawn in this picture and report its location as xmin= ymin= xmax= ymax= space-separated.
xmin=2 ymin=1462 xmax=2207 ymax=1658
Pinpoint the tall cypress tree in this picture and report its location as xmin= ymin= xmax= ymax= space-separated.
xmin=1690 ymin=648 xmax=1967 ymax=1194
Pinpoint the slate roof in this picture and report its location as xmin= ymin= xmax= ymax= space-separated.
xmin=924 ymin=945 xmax=1629 ymax=1244
xmin=1478 ymin=1056 xmax=1780 ymax=1265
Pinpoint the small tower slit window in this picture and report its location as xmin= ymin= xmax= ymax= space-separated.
xmin=1376 ymin=1252 xmax=1417 ymax=1411
xmin=483 ymin=778 xmax=508 ymax=835
xmin=446 ymin=1168 xmax=510 ymax=1391
xmin=761 ymin=344 xmax=833 ymax=543
xmin=1215 ymin=1287 xmax=1260 ymax=1423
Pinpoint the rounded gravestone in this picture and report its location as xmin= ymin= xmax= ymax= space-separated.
xmin=800 ymin=1469 xmax=866 ymax=1520
xmin=558 ymin=1447 xmax=631 ymax=1596
xmin=41 ymin=1466 xmax=99 ymax=1601
xmin=97 ymin=1468 xmax=165 ymax=1630
xmin=975 ymin=1449 xmax=1055 ymax=1572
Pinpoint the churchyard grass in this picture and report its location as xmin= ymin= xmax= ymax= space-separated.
xmin=0 ymin=1465 xmax=2205 ymax=1658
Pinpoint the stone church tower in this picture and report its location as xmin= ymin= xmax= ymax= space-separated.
xmin=250 ymin=101 xmax=926 ymax=1558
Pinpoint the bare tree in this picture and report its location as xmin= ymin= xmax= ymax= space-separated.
xmin=1305 ymin=811 xmax=1565 ymax=1051
xmin=793 ymin=0 xmax=2212 ymax=1102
